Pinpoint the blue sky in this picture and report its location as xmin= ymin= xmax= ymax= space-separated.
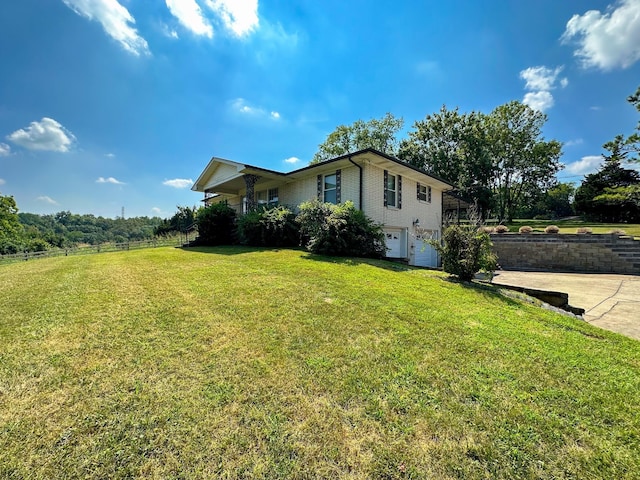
xmin=1 ymin=0 xmax=639 ymax=218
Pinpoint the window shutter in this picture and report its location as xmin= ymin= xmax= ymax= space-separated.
xmin=417 ymin=182 xmax=421 ymax=200
xmin=336 ymin=169 xmax=341 ymax=203
xmin=398 ymin=175 xmax=402 ymax=209
xmin=317 ymin=174 xmax=322 ymax=200
xmin=383 ymin=170 xmax=388 ymax=207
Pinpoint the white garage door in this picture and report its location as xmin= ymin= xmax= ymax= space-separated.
xmin=384 ymin=229 xmax=403 ymax=258
xmin=414 ymin=230 xmax=439 ymax=267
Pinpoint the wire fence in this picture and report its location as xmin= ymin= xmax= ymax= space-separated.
xmin=0 ymin=236 xmax=185 ymax=265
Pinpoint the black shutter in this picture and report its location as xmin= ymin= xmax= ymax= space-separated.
xmin=317 ymin=174 xmax=322 ymax=201
xmin=383 ymin=170 xmax=388 ymax=207
xmin=417 ymin=182 xmax=421 ymax=200
xmin=336 ymin=169 xmax=341 ymax=203
xmin=398 ymin=175 xmax=402 ymax=209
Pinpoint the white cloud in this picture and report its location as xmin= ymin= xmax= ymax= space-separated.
xmin=562 ymin=0 xmax=640 ymax=70
xmin=565 ymin=155 xmax=603 ymax=175
xmin=204 ymin=0 xmax=259 ymax=37
xmin=165 ymin=0 xmax=213 ymax=38
xmin=0 ymin=143 xmax=10 ymax=156
xmin=523 ymin=91 xmax=555 ymax=112
xmin=230 ymin=98 xmax=280 ymax=120
xmin=96 ymin=176 xmax=125 ymax=185
xmin=105 ymin=152 xmax=116 ymax=158
xmin=590 ymin=106 xmax=602 ymax=111
xmin=519 ymin=65 xmax=567 ymax=113
xmin=564 ymin=138 xmax=584 ymax=147
xmin=0 ymin=179 xmax=5 ymax=186
xmin=283 ymin=156 xmax=300 ymax=164
xmin=7 ymin=118 xmax=76 ymax=152
xmin=151 ymin=207 xmax=164 ymax=214
xmin=36 ymin=196 xmax=59 ymax=205
xmin=520 ymin=66 xmax=567 ymax=91
xmin=62 ymin=0 xmax=150 ymax=56
xmin=163 ymin=178 xmax=193 ymax=188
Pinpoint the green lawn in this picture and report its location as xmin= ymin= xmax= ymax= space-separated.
xmin=1 ymin=247 xmax=639 ymax=479
xmin=508 ymin=219 xmax=640 ymax=237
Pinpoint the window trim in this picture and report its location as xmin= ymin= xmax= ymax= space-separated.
xmin=417 ymin=183 xmax=431 ymax=203
xmin=386 ymin=173 xmax=397 ymax=208
xmin=323 ymin=173 xmax=337 ymax=204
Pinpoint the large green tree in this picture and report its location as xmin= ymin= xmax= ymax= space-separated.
xmin=487 ymin=101 xmax=563 ymax=222
xmin=398 ymin=106 xmax=493 ymax=215
xmin=311 ymin=113 xmax=403 ymax=164
xmin=399 ymin=102 xmax=562 ymax=221
xmin=574 ymin=145 xmax=640 ymax=221
xmin=0 ymin=193 xmax=25 ymax=254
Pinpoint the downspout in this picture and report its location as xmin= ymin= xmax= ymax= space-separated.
xmin=347 ymin=156 xmax=363 ymax=210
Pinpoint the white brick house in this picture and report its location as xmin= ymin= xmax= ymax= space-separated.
xmin=191 ymin=149 xmax=453 ymax=267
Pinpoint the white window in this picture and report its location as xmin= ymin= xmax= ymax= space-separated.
xmin=418 ymin=183 xmax=431 ymax=203
xmin=386 ymin=174 xmax=397 ymax=207
xmin=324 ymin=174 xmax=337 ymax=204
xmin=256 ymin=188 xmax=279 ymax=206
xmin=268 ymin=188 xmax=278 ymax=204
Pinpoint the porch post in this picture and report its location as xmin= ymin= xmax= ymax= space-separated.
xmin=243 ymin=174 xmax=260 ymax=212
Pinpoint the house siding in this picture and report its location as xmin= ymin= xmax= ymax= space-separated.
xmin=201 ymin=163 xmax=241 ymax=191
xmin=279 ymin=165 xmax=361 ymax=208
xmin=360 ymin=162 xmax=442 ymax=263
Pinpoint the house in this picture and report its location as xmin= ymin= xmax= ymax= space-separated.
xmin=191 ymin=148 xmax=454 ymax=267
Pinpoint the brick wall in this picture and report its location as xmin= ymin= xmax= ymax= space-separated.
xmin=490 ymin=233 xmax=640 ymax=274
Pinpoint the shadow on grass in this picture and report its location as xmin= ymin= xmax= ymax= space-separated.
xmin=179 ymin=245 xmax=304 ymax=256
xmin=300 ymin=253 xmax=415 ymax=272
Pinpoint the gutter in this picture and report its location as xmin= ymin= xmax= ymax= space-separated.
xmin=347 ymin=156 xmax=363 ymax=210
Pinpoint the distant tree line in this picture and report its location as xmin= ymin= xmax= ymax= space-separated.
xmin=0 ymin=199 xmax=171 ymax=254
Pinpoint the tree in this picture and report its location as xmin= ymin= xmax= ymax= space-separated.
xmin=311 ymin=113 xmax=403 ymax=164
xmin=399 ymin=102 xmax=562 ymax=221
xmin=574 ymin=148 xmax=640 ymax=221
xmin=486 ymin=101 xmax=563 ymax=222
xmin=399 ymin=106 xmax=493 ymax=216
xmin=0 ymin=193 xmax=25 ymax=254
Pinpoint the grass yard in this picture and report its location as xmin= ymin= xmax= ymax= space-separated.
xmin=1 ymin=247 xmax=639 ymax=479
xmin=508 ymin=219 xmax=640 ymax=237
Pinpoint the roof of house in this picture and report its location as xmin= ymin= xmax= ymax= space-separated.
xmin=192 ymin=148 xmax=455 ymax=193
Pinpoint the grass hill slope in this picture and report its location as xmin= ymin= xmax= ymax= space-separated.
xmin=1 ymin=247 xmax=639 ymax=479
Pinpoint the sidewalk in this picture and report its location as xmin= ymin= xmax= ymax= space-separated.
xmin=491 ymin=270 xmax=640 ymax=341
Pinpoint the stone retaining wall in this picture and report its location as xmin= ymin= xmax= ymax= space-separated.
xmin=490 ymin=233 xmax=640 ymax=274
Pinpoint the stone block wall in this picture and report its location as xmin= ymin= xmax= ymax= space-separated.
xmin=490 ymin=233 xmax=640 ymax=274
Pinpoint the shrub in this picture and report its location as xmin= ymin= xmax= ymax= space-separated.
xmin=430 ymin=224 xmax=497 ymax=282
xmin=237 ymin=206 xmax=299 ymax=247
xmin=494 ymin=224 xmax=509 ymax=234
xmin=576 ymin=227 xmax=592 ymax=234
xmin=544 ymin=225 xmax=560 ymax=234
xmin=296 ymin=200 xmax=386 ymax=258
xmin=518 ymin=226 xmax=533 ymax=234
xmin=196 ymin=202 xmax=237 ymax=245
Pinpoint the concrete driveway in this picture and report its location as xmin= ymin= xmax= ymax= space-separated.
xmin=491 ymin=270 xmax=640 ymax=341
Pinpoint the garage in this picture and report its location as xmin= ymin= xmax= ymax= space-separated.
xmin=384 ymin=228 xmax=406 ymax=258
xmin=413 ymin=230 xmax=439 ymax=267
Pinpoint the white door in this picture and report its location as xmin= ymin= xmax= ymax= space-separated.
xmin=384 ymin=229 xmax=403 ymax=257
xmin=414 ymin=230 xmax=439 ymax=267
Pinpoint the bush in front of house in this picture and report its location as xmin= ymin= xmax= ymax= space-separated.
xmin=296 ymin=199 xmax=386 ymax=258
xmin=196 ymin=201 xmax=237 ymax=245
xmin=430 ymin=224 xmax=497 ymax=282
xmin=237 ymin=206 xmax=299 ymax=247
